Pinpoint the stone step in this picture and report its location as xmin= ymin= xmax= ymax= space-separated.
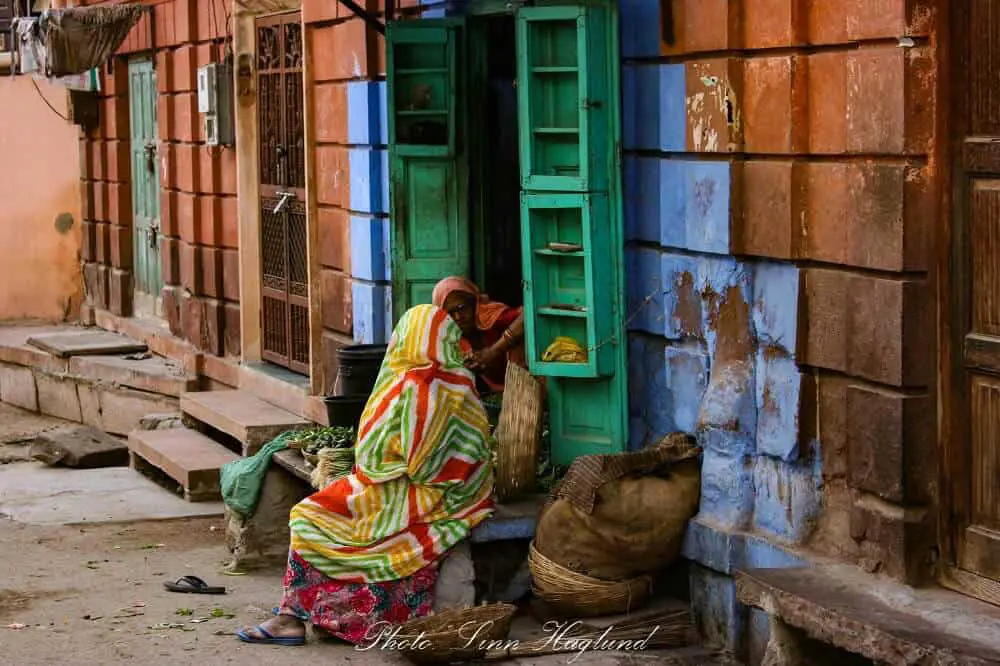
xmin=128 ymin=427 xmax=239 ymax=502
xmin=180 ymin=389 xmax=310 ymax=455
xmin=737 ymin=564 xmax=1000 ymax=666
xmin=68 ymin=354 xmax=198 ymax=398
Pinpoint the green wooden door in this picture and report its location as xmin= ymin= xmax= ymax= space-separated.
xmin=387 ymin=19 xmax=469 ymax=320
xmin=516 ymin=1 xmax=628 ymax=463
xmin=128 ymin=58 xmax=162 ymax=303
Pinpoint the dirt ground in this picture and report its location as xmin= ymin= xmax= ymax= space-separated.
xmin=0 ymin=404 xmax=737 ymax=666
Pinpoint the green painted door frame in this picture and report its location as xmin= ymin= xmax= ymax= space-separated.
xmin=128 ymin=57 xmax=163 ymax=313
xmin=386 ymin=0 xmax=628 ymax=463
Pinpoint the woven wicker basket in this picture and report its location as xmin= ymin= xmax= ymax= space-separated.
xmin=528 ymin=541 xmax=653 ymax=617
xmin=492 ymin=363 xmax=544 ymax=502
xmin=394 ymin=603 xmax=517 ymax=665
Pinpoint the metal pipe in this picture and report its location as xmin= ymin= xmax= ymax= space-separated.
xmin=336 ymin=0 xmax=385 ymax=35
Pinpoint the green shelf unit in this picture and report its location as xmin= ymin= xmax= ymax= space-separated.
xmin=516 ymin=4 xmax=612 ymax=193
xmin=520 ymin=192 xmax=615 ymax=379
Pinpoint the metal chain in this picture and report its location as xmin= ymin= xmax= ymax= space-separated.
xmin=584 ymin=289 xmax=661 ymax=354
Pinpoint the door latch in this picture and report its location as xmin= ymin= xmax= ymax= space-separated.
xmin=273 ymin=191 xmax=295 ymax=215
xmin=144 ymin=141 xmax=157 ymax=174
xmin=148 ymin=223 xmax=159 ymax=250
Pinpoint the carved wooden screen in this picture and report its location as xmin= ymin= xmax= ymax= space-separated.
xmin=257 ymin=12 xmax=309 ymax=374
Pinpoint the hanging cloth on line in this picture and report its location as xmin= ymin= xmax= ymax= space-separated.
xmin=36 ymin=5 xmax=145 ymax=78
xmin=14 ymin=18 xmax=45 ymax=76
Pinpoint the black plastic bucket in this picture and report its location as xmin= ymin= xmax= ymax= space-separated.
xmin=322 ymin=395 xmax=369 ymax=429
xmin=335 ymin=344 xmax=388 ymax=397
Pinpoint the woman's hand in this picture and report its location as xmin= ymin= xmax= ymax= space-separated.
xmin=464 ymin=345 xmax=503 ymax=371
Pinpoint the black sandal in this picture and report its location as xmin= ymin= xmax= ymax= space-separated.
xmin=163 ymin=575 xmax=226 ymax=595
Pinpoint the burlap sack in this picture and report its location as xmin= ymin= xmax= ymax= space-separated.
xmin=534 ymin=433 xmax=701 ymax=581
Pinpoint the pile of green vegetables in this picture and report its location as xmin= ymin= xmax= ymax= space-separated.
xmin=287 ymin=426 xmax=356 ymax=455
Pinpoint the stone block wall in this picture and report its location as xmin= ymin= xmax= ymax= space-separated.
xmin=78 ymin=0 xmax=239 ymax=357
xmin=620 ymin=0 xmax=938 ymax=659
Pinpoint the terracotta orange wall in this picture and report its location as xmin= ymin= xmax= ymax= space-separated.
xmin=0 ymin=78 xmax=83 ymax=322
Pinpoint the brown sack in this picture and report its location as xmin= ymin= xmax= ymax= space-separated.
xmin=534 ymin=434 xmax=701 ymax=581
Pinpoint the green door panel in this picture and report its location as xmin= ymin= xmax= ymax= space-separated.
xmin=515 ymin=4 xmax=611 ymax=193
xmin=128 ymin=57 xmax=162 ymax=299
xmin=515 ymin=0 xmax=628 ymax=464
xmin=391 ymin=156 xmax=469 ymax=310
xmin=387 ymin=18 xmax=469 ymax=321
xmin=548 ymin=376 xmax=626 ymax=461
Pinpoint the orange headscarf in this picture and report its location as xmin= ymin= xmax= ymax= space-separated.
xmin=431 ymin=276 xmax=508 ymax=331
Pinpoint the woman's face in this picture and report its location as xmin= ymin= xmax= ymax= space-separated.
xmin=442 ymin=291 xmax=477 ymax=335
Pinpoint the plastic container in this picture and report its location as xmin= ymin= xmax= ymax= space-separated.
xmin=334 ymin=344 xmax=388 ymax=397
xmin=322 ymin=395 xmax=368 ymax=429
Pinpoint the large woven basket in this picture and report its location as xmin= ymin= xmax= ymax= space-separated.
xmin=394 ymin=603 xmax=517 ymax=665
xmin=492 ymin=363 xmax=544 ymax=502
xmin=528 ymin=541 xmax=653 ymax=617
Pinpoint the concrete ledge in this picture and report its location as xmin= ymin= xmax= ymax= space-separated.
xmin=470 ymin=495 xmax=544 ymax=543
xmin=682 ymin=515 xmax=808 ymax=576
xmin=736 ymin=565 xmax=1000 ymax=666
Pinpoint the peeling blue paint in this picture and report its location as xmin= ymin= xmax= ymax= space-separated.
xmin=752 ymin=455 xmax=822 ymax=544
xmin=699 ymin=448 xmax=754 ymax=530
xmin=660 ymin=252 xmax=700 ymax=340
xmin=666 ymin=343 xmax=709 ymax=433
xmin=752 ymin=261 xmax=801 ymax=356
xmin=755 ymin=349 xmax=803 ymax=461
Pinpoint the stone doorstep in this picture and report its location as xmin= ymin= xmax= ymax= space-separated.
xmin=736 ymin=565 xmax=1000 ymax=666
xmin=180 ymin=389 xmax=311 ymax=455
xmin=128 ymin=427 xmax=240 ymax=501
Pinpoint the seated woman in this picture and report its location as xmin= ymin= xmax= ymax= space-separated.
xmin=237 ymin=304 xmax=495 ymax=646
xmin=432 ymin=276 xmax=526 ymax=394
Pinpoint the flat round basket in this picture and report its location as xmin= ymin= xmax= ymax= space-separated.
xmin=394 ymin=603 xmax=517 ymax=665
xmin=528 ymin=541 xmax=653 ymax=617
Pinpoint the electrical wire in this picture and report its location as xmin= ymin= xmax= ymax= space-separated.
xmin=31 ymin=77 xmax=70 ymax=122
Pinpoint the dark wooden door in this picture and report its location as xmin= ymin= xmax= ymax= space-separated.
xmin=256 ymin=12 xmax=309 ymax=374
xmin=949 ymin=0 xmax=1000 ymax=597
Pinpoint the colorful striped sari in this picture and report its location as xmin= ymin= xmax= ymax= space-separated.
xmin=289 ymin=304 xmax=495 ymax=583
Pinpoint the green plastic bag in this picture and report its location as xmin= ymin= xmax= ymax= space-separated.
xmin=219 ymin=431 xmax=297 ymax=517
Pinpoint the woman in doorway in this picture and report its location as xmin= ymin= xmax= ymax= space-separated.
xmin=236 ymin=304 xmax=494 ymax=646
xmin=432 ymin=276 xmax=526 ymax=394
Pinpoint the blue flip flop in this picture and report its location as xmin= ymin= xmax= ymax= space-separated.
xmin=236 ymin=625 xmax=306 ymax=646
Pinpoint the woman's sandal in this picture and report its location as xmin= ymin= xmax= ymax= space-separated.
xmin=163 ymin=575 xmax=226 ymax=595
xmin=236 ymin=625 xmax=306 ymax=646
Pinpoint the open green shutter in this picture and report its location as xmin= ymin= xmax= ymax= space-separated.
xmin=516 ymin=1 xmax=627 ymax=463
xmin=387 ymin=19 xmax=470 ymax=321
